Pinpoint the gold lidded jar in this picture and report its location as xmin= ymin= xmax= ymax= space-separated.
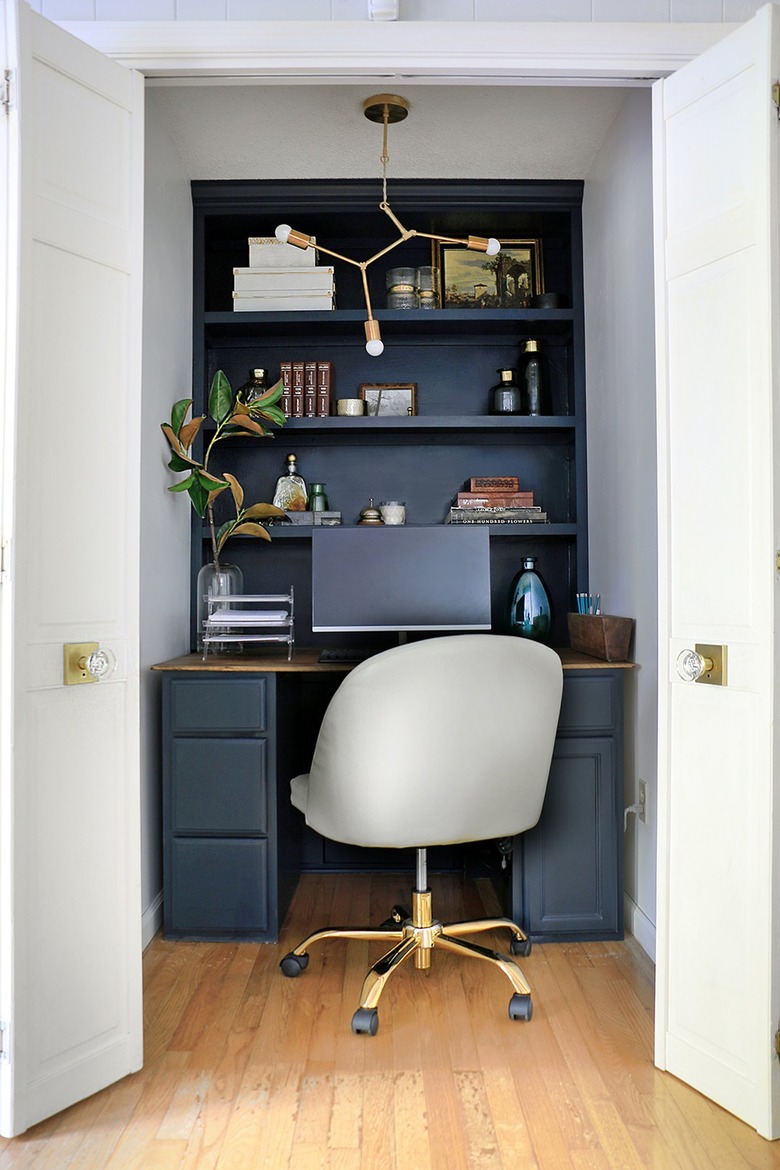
xmin=237 ymin=367 xmax=268 ymax=406
xmin=489 ymin=368 xmax=523 ymax=415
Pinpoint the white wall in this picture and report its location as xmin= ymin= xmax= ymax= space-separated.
xmin=583 ymin=88 xmax=658 ymax=958
xmin=139 ymin=90 xmax=193 ymax=946
xmin=30 ymin=0 xmax=767 ymax=23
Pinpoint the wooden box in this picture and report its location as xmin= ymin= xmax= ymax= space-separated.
xmin=567 ymin=613 xmax=634 ymax=662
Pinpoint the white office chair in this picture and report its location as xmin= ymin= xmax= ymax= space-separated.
xmin=279 ymin=634 xmax=563 ymax=1035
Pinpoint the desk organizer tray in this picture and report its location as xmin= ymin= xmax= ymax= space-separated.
xmin=567 ymin=613 xmax=634 ymax=662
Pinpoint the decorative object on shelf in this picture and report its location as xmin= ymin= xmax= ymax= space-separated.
xmin=237 ymin=367 xmax=269 ymax=406
xmin=308 ymin=482 xmax=329 ymax=512
xmin=161 ymin=369 xmax=288 ymax=650
xmin=279 ymin=359 xmax=333 ymax=418
xmin=196 ymin=561 xmax=244 ymax=655
xmin=202 ymin=587 xmax=295 ymax=661
xmin=358 ymin=498 xmax=384 ymax=525
xmin=521 ymin=339 xmax=548 ymax=416
xmin=505 ymin=557 xmax=553 ymax=642
xmin=386 ymin=266 xmax=418 ymax=309
xmin=378 ymin=501 xmax=406 ymax=525
xmin=358 ymin=382 xmax=417 ymax=417
xmin=335 ymin=398 xmax=365 ymax=416
xmin=248 ymin=236 xmax=318 ymax=268
xmin=447 ymin=476 xmax=545 ymax=525
xmin=531 ymin=292 xmax=564 ymax=309
xmin=489 ymin=367 xmax=523 ymax=415
xmin=273 ymin=453 xmax=308 ymax=512
xmin=416 ymin=265 xmax=439 ymax=309
xmin=434 ymin=238 xmax=543 ymax=309
xmin=232 ymin=264 xmax=335 ymax=313
xmin=568 ymin=613 xmax=634 ymax=662
xmin=274 ymin=94 xmax=500 ymax=356
xmin=267 ymin=510 xmax=342 ymax=527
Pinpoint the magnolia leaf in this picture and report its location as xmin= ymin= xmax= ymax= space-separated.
xmin=242 ymin=502 xmax=286 ymax=521
xmin=171 ymin=398 xmax=192 ymax=435
xmin=161 ymin=422 xmax=185 ymax=455
xmin=197 ymin=469 xmax=229 ymax=488
xmin=187 ymin=478 xmax=209 ymax=518
xmin=249 ymin=377 xmax=284 ymax=409
xmin=231 ymin=522 xmax=272 ymax=541
xmin=253 ymin=405 xmax=286 ymax=428
xmin=208 ymin=370 xmax=233 ymax=425
xmin=168 ymin=451 xmax=200 ymax=472
xmin=178 ymin=415 xmax=205 ymax=450
xmin=223 ymin=472 xmax=244 ymax=510
xmin=207 ymin=484 xmax=229 ymax=505
xmin=230 ymin=415 xmax=270 ymax=439
xmin=224 ymin=428 xmax=267 ymax=440
xmin=231 ymin=401 xmax=250 ymax=416
xmin=216 ymin=520 xmax=234 ymax=549
xmin=168 ymin=474 xmax=195 ymax=493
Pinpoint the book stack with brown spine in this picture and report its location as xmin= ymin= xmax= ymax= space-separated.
xmin=279 ymin=360 xmax=333 ymax=418
xmin=446 ymin=476 xmax=547 ymax=524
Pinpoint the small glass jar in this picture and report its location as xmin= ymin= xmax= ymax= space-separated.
xmin=386 ymin=266 xmax=419 ymax=310
xmin=308 ymin=482 xmax=329 ymax=511
xmin=489 ymin=368 xmax=523 ymax=415
xmin=416 ymin=265 xmax=439 ymax=310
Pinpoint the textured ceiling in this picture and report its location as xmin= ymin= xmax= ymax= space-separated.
xmin=148 ymin=83 xmax=635 ymax=181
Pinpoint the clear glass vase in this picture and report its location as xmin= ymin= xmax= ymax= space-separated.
xmin=196 ymin=561 xmax=244 ymax=653
xmin=505 ymin=556 xmax=552 ymax=643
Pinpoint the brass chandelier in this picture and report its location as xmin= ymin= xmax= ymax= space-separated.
xmin=275 ymin=94 xmax=500 ymax=357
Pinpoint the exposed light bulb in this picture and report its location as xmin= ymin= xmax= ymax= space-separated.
xmin=366 ymin=338 xmax=385 ymax=357
xmin=486 ymin=238 xmax=501 ymax=256
xmin=275 ymin=224 xmax=292 ymax=244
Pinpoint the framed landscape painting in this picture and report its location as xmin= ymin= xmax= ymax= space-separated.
xmin=434 ymin=239 xmax=543 ymax=309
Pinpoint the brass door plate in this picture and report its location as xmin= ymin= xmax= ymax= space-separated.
xmin=63 ymin=642 xmax=98 ymax=686
xmin=695 ymin=643 xmax=727 ymax=686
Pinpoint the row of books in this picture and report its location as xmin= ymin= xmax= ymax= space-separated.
xmin=232 ymin=236 xmax=335 ymax=313
xmin=280 ymin=360 xmax=333 ymax=418
xmin=445 ymin=475 xmax=548 ymax=524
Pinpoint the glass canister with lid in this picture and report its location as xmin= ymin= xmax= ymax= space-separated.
xmin=386 ymin=266 xmax=419 ymax=309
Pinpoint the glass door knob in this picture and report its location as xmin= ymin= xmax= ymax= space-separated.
xmin=676 ymin=649 xmax=714 ymax=682
xmin=84 ymin=647 xmax=116 ymax=681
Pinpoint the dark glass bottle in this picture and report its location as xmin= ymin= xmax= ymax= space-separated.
xmin=237 ymin=367 xmax=268 ymax=406
xmin=505 ymin=556 xmax=552 ymax=642
xmin=521 ymin=340 xmax=547 ymax=416
xmin=489 ymin=367 xmax=523 ymax=415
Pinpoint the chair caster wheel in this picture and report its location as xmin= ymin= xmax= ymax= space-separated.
xmin=280 ymin=952 xmax=309 ymax=978
xmin=508 ymin=994 xmax=533 ymax=1021
xmin=352 ymin=1008 xmax=379 ymax=1036
xmin=511 ymin=936 xmax=532 ymax=957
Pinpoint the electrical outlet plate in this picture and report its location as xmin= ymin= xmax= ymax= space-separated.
xmin=638 ymin=779 xmax=647 ymax=824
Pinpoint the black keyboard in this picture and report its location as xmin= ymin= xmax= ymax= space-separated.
xmin=318 ymin=648 xmax=370 ymax=664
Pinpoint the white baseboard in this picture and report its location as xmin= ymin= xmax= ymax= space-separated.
xmin=142 ymin=890 xmax=164 ymax=951
xmin=625 ymin=893 xmax=656 ymax=962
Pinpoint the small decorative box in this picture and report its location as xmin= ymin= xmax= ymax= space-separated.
xmin=567 ymin=613 xmax=634 ymax=662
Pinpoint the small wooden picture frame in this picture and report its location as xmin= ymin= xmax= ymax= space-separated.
xmin=358 ymin=382 xmax=418 ymax=417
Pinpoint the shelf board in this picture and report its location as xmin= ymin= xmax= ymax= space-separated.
xmin=202 ymin=307 xmax=575 ymax=340
xmin=201 ymin=415 xmax=576 ymax=437
xmin=202 ymin=522 xmax=579 ymax=540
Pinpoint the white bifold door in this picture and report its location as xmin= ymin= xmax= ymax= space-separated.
xmin=0 ymin=0 xmax=144 ymax=1137
xmin=653 ymin=1 xmax=780 ymax=1139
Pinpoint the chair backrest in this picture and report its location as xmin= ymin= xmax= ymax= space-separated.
xmin=301 ymin=634 xmax=564 ymax=849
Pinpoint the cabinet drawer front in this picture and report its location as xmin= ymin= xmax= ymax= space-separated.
xmin=171 ymin=738 xmax=268 ymax=834
xmin=557 ymin=674 xmax=618 ymax=733
xmin=169 ymin=677 xmax=268 ymax=732
xmin=168 ymin=837 xmax=269 ymax=935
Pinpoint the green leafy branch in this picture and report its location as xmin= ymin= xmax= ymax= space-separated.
xmin=161 ymin=370 xmax=287 ymax=570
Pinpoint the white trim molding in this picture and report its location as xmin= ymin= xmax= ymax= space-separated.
xmin=625 ymin=893 xmax=656 ymax=962
xmin=59 ymin=20 xmax=735 ymax=82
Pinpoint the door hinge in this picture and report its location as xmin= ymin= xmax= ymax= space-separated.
xmin=773 ymin=80 xmax=780 ymax=119
xmin=0 ymin=1021 xmax=8 ymax=1062
xmin=2 ymin=70 xmax=14 ymax=115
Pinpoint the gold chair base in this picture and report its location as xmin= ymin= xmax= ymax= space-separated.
xmin=280 ymin=889 xmax=535 ymax=1033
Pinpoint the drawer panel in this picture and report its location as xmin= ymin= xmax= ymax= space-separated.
xmin=168 ymin=837 xmax=269 ymax=935
xmin=169 ymin=677 xmax=268 ymax=732
xmin=557 ymin=674 xmax=618 ymax=733
xmin=171 ymin=738 xmax=268 ymax=834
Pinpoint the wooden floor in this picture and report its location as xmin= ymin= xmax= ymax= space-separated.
xmin=2 ymin=872 xmax=780 ymax=1170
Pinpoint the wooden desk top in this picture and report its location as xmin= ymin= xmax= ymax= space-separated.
xmin=151 ymin=648 xmax=636 ymax=673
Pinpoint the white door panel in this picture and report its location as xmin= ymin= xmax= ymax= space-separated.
xmin=654 ymin=2 xmax=780 ymax=1137
xmin=0 ymin=0 xmax=144 ymax=1137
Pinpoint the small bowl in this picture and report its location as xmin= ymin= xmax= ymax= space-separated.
xmin=336 ymin=398 xmax=365 ymax=416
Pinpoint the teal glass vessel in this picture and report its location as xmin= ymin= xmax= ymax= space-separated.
xmin=505 ymin=556 xmax=552 ymax=642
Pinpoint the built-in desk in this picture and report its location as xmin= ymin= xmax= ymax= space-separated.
xmin=152 ymin=649 xmax=634 ymax=944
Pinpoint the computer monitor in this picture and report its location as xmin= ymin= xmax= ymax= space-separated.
xmin=311 ymin=525 xmax=492 ymax=633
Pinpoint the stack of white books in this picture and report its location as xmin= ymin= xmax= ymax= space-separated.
xmin=232 ymin=236 xmax=335 ymax=312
